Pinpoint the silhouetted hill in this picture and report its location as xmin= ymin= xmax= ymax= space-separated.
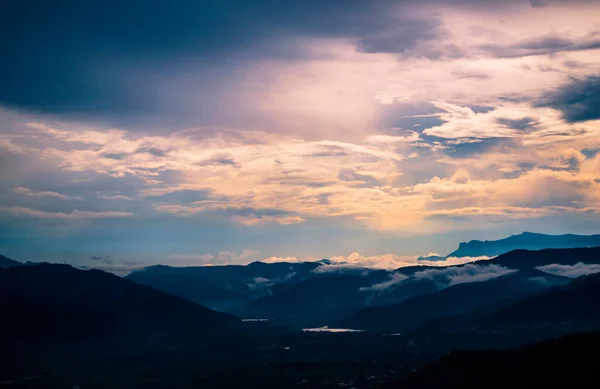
xmin=395 ymin=332 xmax=600 ymax=388
xmin=448 ymin=231 xmax=600 ymax=258
xmin=489 ymin=246 xmax=600 ymax=270
xmin=478 ymin=272 xmax=600 ymax=332
xmin=250 ymin=271 xmax=390 ymax=326
xmin=0 ymin=254 xmax=21 ymax=268
xmin=336 ymin=268 xmax=567 ymax=332
xmin=0 ymin=263 xmax=238 ymax=344
xmin=126 ymin=261 xmax=321 ymax=314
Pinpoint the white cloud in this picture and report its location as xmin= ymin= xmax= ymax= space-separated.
xmin=167 ymin=250 xmax=260 ymax=266
xmin=359 ymin=272 xmax=409 ymax=292
xmin=98 ymin=194 xmax=134 ymax=201
xmin=261 ymin=252 xmax=492 ymax=270
xmin=413 ymin=263 xmax=517 ymax=287
xmin=536 ymin=262 xmax=600 ymax=278
xmin=14 ymin=187 xmax=81 ymax=200
xmin=262 ymin=256 xmax=319 ymax=264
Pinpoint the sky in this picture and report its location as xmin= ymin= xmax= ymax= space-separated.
xmin=1 ymin=0 xmax=600 ymax=271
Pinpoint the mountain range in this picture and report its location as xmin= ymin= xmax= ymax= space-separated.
xmin=0 ymin=254 xmax=22 ymax=268
xmin=0 ymin=263 xmax=238 ymax=346
xmin=446 ymin=231 xmax=600 ymax=258
xmin=338 ymin=247 xmax=600 ymax=332
xmin=101 ymin=234 xmax=600 ymax=327
xmin=2 ymin=231 xmax=600 ymax=388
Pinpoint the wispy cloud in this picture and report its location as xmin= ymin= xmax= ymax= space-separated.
xmin=14 ymin=187 xmax=81 ymax=200
xmin=359 ymin=272 xmax=409 ymax=292
xmin=97 ymin=194 xmax=134 ymax=201
xmin=0 ymin=207 xmax=132 ymax=219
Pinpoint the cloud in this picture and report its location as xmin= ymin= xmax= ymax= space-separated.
xmin=2 ymin=0 xmax=600 ymax=262
xmin=0 ymin=207 xmax=132 ymax=219
xmin=262 ymin=256 xmax=318 ymax=264
xmin=90 ymin=255 xmax=113 ymax=264
xmin=167 ymin=250 xmax=260 ymax=266
xmin=262 ymin=252 xmax=491 ymax=270
xmin=536 ymin=262 xmax=600 ymax=278
xmin=14 ymin=187 xmax=81 ymax=200
xmin=536 ymin=76 xmax=600 ymax=123
xmin=413 ymin=263 xmax=517 ymax=287
xmin=359 ymin=272 xmax=409 ymax=292
xmin=0 ymin=0 xmax=442 ymax=125
xmin=311 ymin=263 xmax=374 ymax=274
xmin=495 ymin=117 xmax=539 ymax=132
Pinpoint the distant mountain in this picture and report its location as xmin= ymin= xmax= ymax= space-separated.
xmin=0 ymin=263 xmax=238 ymax=344
xmin=249 ymin=270 xmax=390 ymax=326
xmin=396 ymin=332 xmax=600 ymax=388
xmin=338 ymin=247 xmax=600 ymax=332
xmin=490 ymin=246 xmax=600 ymax=270
xmin=0 ymin=254 xmax=21 ymax=268
xmin=448 ymin=231 xmax=600 ymax=258
xmin=336 ymin=268 xmax=568 ymax=332
xmin=126 ymin=261 xmax=322 ymax=314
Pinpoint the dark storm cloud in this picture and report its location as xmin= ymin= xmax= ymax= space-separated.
xmin=0 ymin=0 xmax=443 ymax=120
xmin=536 ymin=76 xmax=600 ymax=123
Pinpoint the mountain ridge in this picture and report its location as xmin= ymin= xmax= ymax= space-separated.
xmin=447 ymin=231 xmax=600 ymax=258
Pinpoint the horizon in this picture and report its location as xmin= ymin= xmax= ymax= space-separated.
xmin=4 ymin=230 xmax=600 ymax=275
xmin=1 ymin=0 xmax=600 ymax=272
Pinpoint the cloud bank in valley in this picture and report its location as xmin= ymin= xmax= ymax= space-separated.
xmin=265 ymin=252 xmax=493 ymax=271
xmin=359 ymin=273 xmax=409 ymax=292
xmin=413 ymin=264 xmax=518 ymax=287
xmin=536 ymin=262 xmax=600 ymax=278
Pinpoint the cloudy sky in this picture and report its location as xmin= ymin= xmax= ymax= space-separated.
xmin=1 ymin=0 xmax=600 ymax=270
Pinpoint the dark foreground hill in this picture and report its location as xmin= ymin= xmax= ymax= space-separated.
xmin=126 ymin=261 xmax=322 ymax=314
xmin=395 ymin=332 xmax=600 ymax=388
xmin=488 ymin=246 xmax=600 ymax=269
xmin=0 ymin=254 xmax=21 ymax=268
xmin=0 ymin=263 xmax=238 ymax=345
